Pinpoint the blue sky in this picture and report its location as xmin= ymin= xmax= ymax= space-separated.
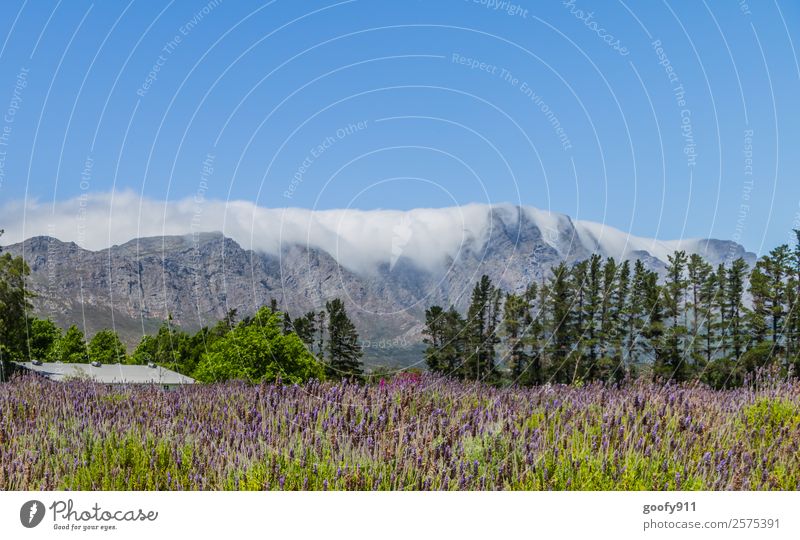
xmin=0 ymin=0 xmax=798 ymax=254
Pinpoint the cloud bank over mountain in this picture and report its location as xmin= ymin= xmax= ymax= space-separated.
xmin=2 ymin=191 xmax=736 ymax=274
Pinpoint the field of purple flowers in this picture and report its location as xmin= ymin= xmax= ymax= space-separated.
xmin=1 ymin=374 xmax=799 ymax=490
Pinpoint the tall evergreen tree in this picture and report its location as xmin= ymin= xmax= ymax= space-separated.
xmin=582 ymin=255 xmax=603 ymax=380
xmin=788 ymin=230 xmax=800 ymax=369
xmin=726 ymin=258 xmax=749 ymax=363
xmin=659 ymin=251 xmax=689 ymax=380
xmin=608 ymin=259 xmax=630 ymax=380
xmin=464 ymin=275 xmax=501 ymax=382
xmin=687 ymin=254 xmax=712 ymax=365
xmin=548 ymin=263 xmax=576 ymax=383
xmin=291 ymin=311 xmax=318 ymax=350
xmin=441 ymin=306 xmax=467 ymax=376
xmin=714 ymin=263 xmax=728 ymax=359
xmin=748 ymin=264 xmax=770 ymax=345
xmin=325 ymin=299 xmax=363 ymax=380
xmin=698 ymin=269 xmax=718 ymax=368
xmin=642 ymin=269 xmax=666 ymax=379
xmin=521 ymin=282 xmax=544 ymax=385
xmin=765 ymin=245 xmax=790 ymax=349
xmin=316 ymin=310 xmax=326 ymax=360
xmin=623 ymin=260 xmax=650 ymax=376
xmin=423 ymin=305 xmax=448 ymax=373
xmin=503 ymin=292 xmax=530 ymax=382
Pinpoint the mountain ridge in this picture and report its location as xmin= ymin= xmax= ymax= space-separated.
xmin=3 ymin=205 xmax=756 ymax=367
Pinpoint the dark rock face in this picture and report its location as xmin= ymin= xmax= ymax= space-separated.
xmin=4 ymin=207 xmax=755 ymax=365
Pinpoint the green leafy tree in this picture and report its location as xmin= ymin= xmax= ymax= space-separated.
xmin=50 ymin=325 xmax=89 ymax=363
xmin=131 ymin=318 xmax=194 ymax=373
xmin=25 ymin=317 xmax=62 ymax=361
xmin=0 ymin=237 xmax=33 ymax=378
xmin=88 ymin=329 xmax=128 ymax=364
xmin=739 ymin=341 xmax=776 ymax=376
xmin=195 ymin=306 xmax=324 ymax=383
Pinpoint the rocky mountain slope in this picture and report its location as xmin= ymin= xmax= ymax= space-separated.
xmin=3 ymin=205 xmax=755 ymax=366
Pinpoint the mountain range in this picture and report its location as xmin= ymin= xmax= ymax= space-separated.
xmin=3 ymin=204 xmax=755 ymax=367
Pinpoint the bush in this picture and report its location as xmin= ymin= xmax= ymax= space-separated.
xmin=88 ymin=329 xmax=127 ymax=364
xmin=50 ymin=325 xmax=89 ymax=363
xmin=194 ymin=307 xmax=324 ymax=384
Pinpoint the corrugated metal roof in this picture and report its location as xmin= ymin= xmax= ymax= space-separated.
xmin=13 ymin=362 xmax=195 ymax=385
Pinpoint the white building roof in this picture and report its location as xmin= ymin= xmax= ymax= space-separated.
xmin=13 ymin=362 xmax=195 ymax=385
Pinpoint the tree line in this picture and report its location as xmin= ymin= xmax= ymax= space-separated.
xmin=5 ymin=228 xmax=800 ymax=389
xmin=423 ymin=231 xmax=800 ymax=389
xmin=0 ymin=231 xmax=364 ymax=383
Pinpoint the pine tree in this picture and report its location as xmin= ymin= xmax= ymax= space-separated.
xmin=583 ymin=255 xmax=603 ymax=380
xmin=593 ymin=257 xmax=620 ymax=380
xmin=503 ymin=292 xmax=530 ymax=382
xmin=687 ymin=254 xmax=712 ymax=366
xmin=442 ymin=306 xmax=466 ymax=376
xmin=642 ymin=269 xmax=666 ymax=379
xmin=788 ymin=230 xmax=800 ymax=369
xmin=624 ymin=260 xmax=650 ymax=376
xmin=422 ymin=305 xmax=465 ymax=376
xmin=752 ymin=245 xmax=791 ymax=367
xmin=715 ymin=263 xmax=728 ymax=359
xmin=282 ymin=311 xmax=293 ymax=334
xmin=768 ymin=245 xmax=790 ymax=348
xmin=548 ymin=263 xmax=576 ymax=383
xmin=325 ymin=299 xmax=363 ymax=380
xmin=316 ymin=310 xmax=326 ymax=360
xmin=292 ymin=311 xmax=318 ymax=350
xmin=521 ymin=282 xmax=544 ymax=385
xmin=464 ymin=275 xmax=501 ymax=382
xmin=748 ymin=265 xmax=770 ymax=345
xmin=534 ymin=277 xmax=551 ymax=383
xmin=609 ymin=259 xmax=630 ymax=380
xmin=660 ymin=251 xmax=689 ymax=380
xmin=726 ymin=258 xmax=749 ymax=363
xmin=698 ymin=269 xmax=718 ymax=368
xmin=423 ymin=306 xmax=448 ymax=373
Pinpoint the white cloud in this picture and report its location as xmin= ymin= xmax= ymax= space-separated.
xmin=1 ymin=191 xmax=723 ymax=274
xmin=0 ymin=191 xmax=495 ymax=274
